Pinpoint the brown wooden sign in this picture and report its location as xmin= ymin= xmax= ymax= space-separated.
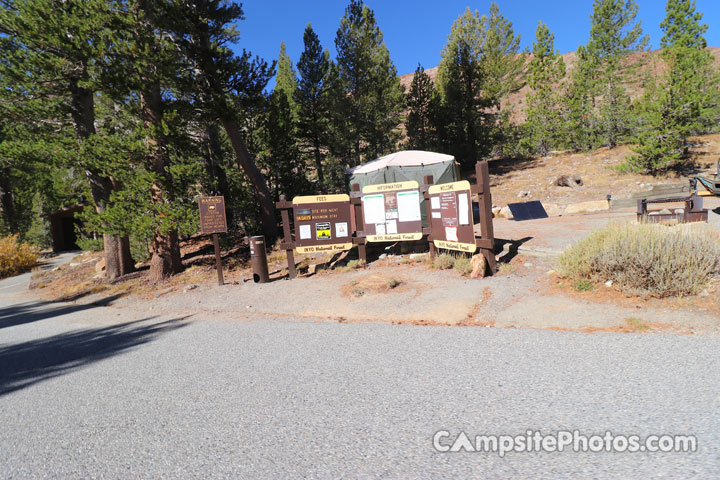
xmin=361 ymin=181 xmax=423 ymax=242
xmin=428 ymin=181 xmax=475 ymax=252
xmin=292 ymin=194 xmax=352 ymax=254
xmin=198 ymin=196 xmax=227 ymax=234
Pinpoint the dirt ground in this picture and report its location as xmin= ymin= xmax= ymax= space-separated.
xmin=28 ymin=134 xmax=720 ymax=336
xmin=483 ymin=133 xmax=720 ymax=207
xmin=31 ymin=201 xmax=720 ymax=336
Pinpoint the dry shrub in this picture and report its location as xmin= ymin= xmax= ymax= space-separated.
xmin=556 ymin=222 xmax=720 ymax=297
xmin=453 ymin=255 xmax=473 ymax=275
xmin=434 ymin=253 xmax=455 ymax=269
xmin=0 ymin=235 xmax=40 ymax=279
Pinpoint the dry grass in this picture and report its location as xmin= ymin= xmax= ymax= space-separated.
xmin=453 ymin=255 xmax=473 ymax=275
xmin=342 ymin=274 xmax=406 ymax=297
xmin=557 ymin=222 xmax=720 ymax=297
xmin=0 ymin=235 xmax=40 ymax=279
xmin=434 ymin=253 xmax=455 ymax=270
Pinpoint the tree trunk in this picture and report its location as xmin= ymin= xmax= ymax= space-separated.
xmin=69 ymin=75 xmax=133 ymax=280
xmin=141 ymin=84 xmax=183 ymax=282
xmin=204 ymin=124 xmax=233 ymax=226
xmin=0 ymin=170 xmax=15 ymax=232
xmin=221 ymin=118 xmax=278 ymax=241
xmin=313 ymin=140 xmax=325 ymax=186
xmin=119 ymin=235 xmax=135 ymax=275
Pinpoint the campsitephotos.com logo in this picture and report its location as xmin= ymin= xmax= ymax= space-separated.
xmin=433 ymin=430 xmax=697 ymax=457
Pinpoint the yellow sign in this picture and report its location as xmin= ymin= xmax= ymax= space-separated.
xmin=367 ymin=233 xmax=423 ymax=242
xmin=428 ymin=180 xmax=472 ymax=195
xmin=362 ymin=181 xmax=419 ymax=194
xmin=293 ymin=194 xmax=349 ymax=204
xmin=295 ymin=243 xmax=353 ymax=254
xmin=433 ymin=240 xmax=476 ymax=253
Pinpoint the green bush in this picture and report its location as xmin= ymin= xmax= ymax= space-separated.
xmin=0 ymin=235 xmax=40 ymax=279
xmin=434 ymin=253 xmax=455 ymax=269
xmin=556 ymin=222 xmax=720 ymax=297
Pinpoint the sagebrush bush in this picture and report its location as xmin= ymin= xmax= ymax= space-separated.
xmin=434 ymin=253 xmax=455 ymax=269
xmin=0 ymin=235 xmax=40 ymax=279
xmin=453 ymin=255 xmax=473 ymax=275
xmin=556 ymin=222 xmax=720 ymax=297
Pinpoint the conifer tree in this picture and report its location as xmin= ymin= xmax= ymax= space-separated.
xmin=524 ymin=21 xmax=566 ymax=156
xmin=295 ymin=24 xmax=334 ymax=188
xmin=586 ymin=0 xmax=648 ymax=148
xmin=404 ymin=65 xmax=437 ymax=151
xmin=334 ymin=0 xmax=404 ymax=165
xmin=629 ymin=0 xmax=717 ymax=172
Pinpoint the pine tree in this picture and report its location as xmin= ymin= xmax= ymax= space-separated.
xmin=586 ymin=0 xmax=648 ymax=148
xmin=563 ymin=45 xmax=599 ymax=151
xmin=261 ymin=44 xmax=306 ymax=200
xmin=334 ymin=0 xmax=404 ymax=165
xmin=295 ymin=24 xmax=335 ymax=188
xmin=275 ymin=42 xmax=298 ymax=118
xmin=482 ymin=3 xmax=525 ymax=105
xmin=524 ymin=21 xmax=566 ymax=156
xmin=436 ymin=7 xmax=494 ymax=165
xmin=404 ymin=65 xmax=437 ymax=150
xmin=0 ymin=0 xmax=135 ymax=278
xmin=167 ymin=0 xmax=278 ymax=241
xmin=629 ymin=0 xmax=717 ymax=172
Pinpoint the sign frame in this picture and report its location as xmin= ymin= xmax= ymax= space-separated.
xmin=360 ymin=181 xmax=424 ymax=242
xmin=292 ymin=194 xmax=353 ymax=254
xmin=428 ymin=180 xmax=476 ymax=253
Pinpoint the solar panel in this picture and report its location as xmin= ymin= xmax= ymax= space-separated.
xmin=507 ymin=201 xmax=549 ymax=221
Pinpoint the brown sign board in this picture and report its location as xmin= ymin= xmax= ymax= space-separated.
xmin=428 ymin=181 xmax=476 ymax=252
xmin=198 ymin=196 xmax=228 ymax=234
xmin=292 ymin=194 xmax=352 ymax=254
xmin=361 ymin=181 xmax=423 ymax=242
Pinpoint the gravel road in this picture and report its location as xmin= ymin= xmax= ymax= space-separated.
xmin=1 ymin=258 xmax=719 ymax=478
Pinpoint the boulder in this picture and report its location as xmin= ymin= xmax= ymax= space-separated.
xmin=553 ymin=174 xmax=583 ymax=189
xmin=471 ymin=254 xmax=488 ymax=279
xmin=497 ymin=206 xmax=514 ymax=219
xmin=95 ymin=258 xmax=106 ymax=273
xmin=565 ymin=200 xmax=610 ymax=215
xmin=541 ymin=203 xmax=565 ymax=216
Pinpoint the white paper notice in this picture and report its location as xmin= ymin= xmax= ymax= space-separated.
xmin=397 ymin=191 xmax=421 ymax=222
xmin=445 ymin=226 xmax=458 ymax=242
xmin=430 ymin=196 xmax=440 ymax=210
xmin=299 ymin=224 xmax=311 ymax=240
xmin=363 ymin=194 xmax=385 ymax=224
xmin=385 ymin=219 xmax=397 ymax=234
xmin=335 ymin=222 xmax=348 ymax=238
xmin=458 ymin=193 xmax=469 ymax=225
xmin=375 ymin=223 xmax=386 ymax=235
xmin=431 ymin=211 xmax=441 ymax=219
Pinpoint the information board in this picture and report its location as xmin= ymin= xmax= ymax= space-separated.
xmin=428 ymin=181 xmax=476 ymax=252
xmin=198 ymin=196 xmax=228 ymax=234
xmin=292 ymin=194 xmax=353 ymax=254
xmin=361 ymin=181 xmax=423 ymax=242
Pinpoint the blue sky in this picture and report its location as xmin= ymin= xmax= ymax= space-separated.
xmin=236 ymin=0 xmax=719 ymax=87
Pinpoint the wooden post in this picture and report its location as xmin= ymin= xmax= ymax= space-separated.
xmin=213 ymin=233 xmax=224 ymax=285
xmin=475 ymin=161 xmax=496 ymax=274
xmin=278 ymin=195 xmax=296 ymax=279
xmin=351 ymin=183 xmax=367 ymax=263
xmin=422 ymin=175 xmax=436 ymax=258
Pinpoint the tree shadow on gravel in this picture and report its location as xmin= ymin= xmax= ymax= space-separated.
xmin=0 ymin=317 xmax=189 ymax=396
xmin=0 ymin=294 xmax=124 ymax=331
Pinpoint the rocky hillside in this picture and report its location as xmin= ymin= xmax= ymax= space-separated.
xmin=399 ymin=47 xmax=720 ymax=123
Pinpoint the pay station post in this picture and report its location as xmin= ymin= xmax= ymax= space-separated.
xmin=197 ymin=195 xmax=228 ymax=285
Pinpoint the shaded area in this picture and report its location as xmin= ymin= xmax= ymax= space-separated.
xmin=0 ymin=294 xmax=123 ymax=330
xmin=0 ymin=317 xmax=188 ymax=396
xmin=496 ymin=236 xmax=533 ymax=264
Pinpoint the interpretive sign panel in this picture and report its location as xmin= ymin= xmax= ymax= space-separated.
xmin=361 ymin=181 xmax=423 ymax=242
xmin=292 ymin=194 xmax=353 ymax=254
xmin=198 ymin=196 xmax=228 ymax=234
xmin=428 ymin=181 xmax=475 ymax=252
